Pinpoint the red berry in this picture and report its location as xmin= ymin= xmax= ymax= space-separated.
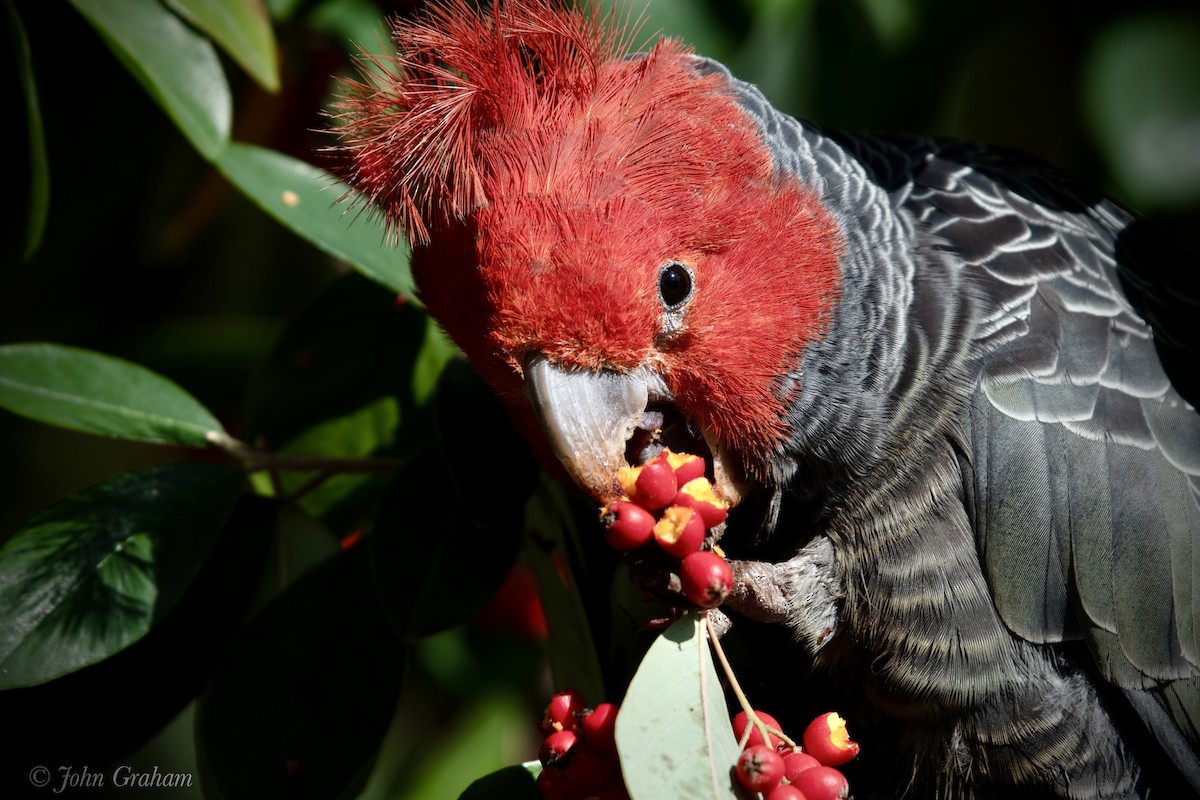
xmin=539 ymin=729 xmax=578 ymax=769
xmin=783 ymin=750 xmax=822 ymax=781
xmin=653 ymin=506 xmax=706 ymax=557
xmin=766 ymin=785 xmax=809 ymax=800
xmin=564 ymin=740 xmax=616 ymax=794
xmin=536 ymin=766 xmax=573 ymax=800
xmin=579 ymin=703 xmax=619 ymax=754
xmin=735 ymin=745 xmax=785 ymax=793
xmin=679 ymin=551 xmax=734 ymax=608
xmin=633 ymin=456 xmax=678 ymax=509
xmin=673 ymin=476 xmax=729 ymax=527
xmin=540 ymin=689 xmax=585 ymax=735
xmin=802 ymin=712 xmax=860 ymax=767
xmin=732 ymin=710 xmax=786 ymax=750
xmin=790 ymin=766 xmax=850 ymax=800
xmin=600 ymin=501 xmax=655 ymax=550
xmin=663 ymin=449 xmax=706 ymax=485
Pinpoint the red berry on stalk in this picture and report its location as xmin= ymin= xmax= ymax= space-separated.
xmin=766 ymin=785 xmax=809 ymax=800
xmin=732 ymin=710 xmax=786 ymax=751
xmin=802 ymin=712 xmax=860 ymax=767
xmin=540 ymin=689 xmax=585 ymax=735
xmin=783 ymin=750 xmax=822 ymax=781
xmin=673 ymin=476 xmax=730 ymax=527
xmin=536 ymin=766 xmax=572 ymax=800
xmin=600 ymin=501 xmax=655 ymax=550
xmin=790 ymin=765 xmax=850 ymax=800
xmin=539 ymin=729 xmax=577 ymax=769
xmin=653 ymin=506 xmax=706 ymax=557
xmin=579 ymin=703 xmax=619 ymax=754
xmin=735 ymin=745 xmax=785 ymax=793
xmin=680 ymin=550 xmax=734 ymax=607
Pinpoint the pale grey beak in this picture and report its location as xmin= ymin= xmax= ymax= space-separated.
xmin=523 ymin=353 xmax=652 ymax=501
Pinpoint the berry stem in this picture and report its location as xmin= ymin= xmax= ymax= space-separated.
xmin=705 ymin=613 xmax=797 ymax=750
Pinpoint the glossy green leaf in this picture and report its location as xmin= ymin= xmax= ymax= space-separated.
xmin=616 ymin=616 xmax=749 ymax=800
xmin=0 ymin=463 xmax=245 ymax=689
xmin=69 ymin=0 xmax=231 ymax=160
xmin=7 ymin=0 xmax=49 ymax=261
xmin=1 ymin=495 xmax=275 ymax=767
xmin=198 ymin=545 xmax=405 ymax=800
xmin=166 ymin=0 xmax=280 ymax=92
xmin=0 ymin=342 xmax=225 ymax=446
xmin=215 ymin=143 xmax=411 ymax=295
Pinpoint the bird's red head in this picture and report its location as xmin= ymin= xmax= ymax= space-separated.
xmin=337 ymin=0 xmax=842 ymax=500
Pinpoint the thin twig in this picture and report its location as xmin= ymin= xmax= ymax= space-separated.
xmin=705 ymin=612 xmax=797 ymax=750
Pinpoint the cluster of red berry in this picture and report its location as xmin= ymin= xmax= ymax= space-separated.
xmin=537 ymin=689 xmax=628 ymax=800
xmin=732 ymin=710 xmax=857 ymax=800
xmin=600 ymin=450 xmax=735 ymax=608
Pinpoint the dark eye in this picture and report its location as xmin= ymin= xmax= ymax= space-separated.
xmin=658 ymin=263 xmax=693 ymax=309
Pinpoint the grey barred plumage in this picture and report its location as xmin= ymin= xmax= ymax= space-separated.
xmin=704 ymin=56 xmax=1200 ymax=798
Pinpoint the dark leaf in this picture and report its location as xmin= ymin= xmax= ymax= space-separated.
xmin=457 ymin=763 xmax=541 ymax=800
xmin=69 ymin=0 xmax=230 ymax=160
xmin=6 ymin=0 xmax=49 ymax=262
xmin=0 ymin=495 xmax=274 ymax=789
xmin=198 ymin=545 xmax=405 ymax=800
xmin=0 ymin=462 xmax=245 ymax=689
xmin=243 ymin=273 xmax=428 ymax=449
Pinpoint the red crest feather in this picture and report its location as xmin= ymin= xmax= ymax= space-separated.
xmin=334 ymin=0 xmax=642 ymax=244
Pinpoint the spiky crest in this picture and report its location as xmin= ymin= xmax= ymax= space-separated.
xmin=335 ymin=0 xmax=643 ymax=244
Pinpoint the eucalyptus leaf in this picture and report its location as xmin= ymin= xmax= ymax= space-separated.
xmin=7 ymin=0 xmax=49 ymax=261
xmin=215 ymin=143 xmax=411 ymax=295
xmin=166 ymin=0 xmax=280 ymax=92
xmin=69 ymin=0 xmax=231 ymax=160
xmin=0 ymin=342 xmax=225 ymax=447
xmin=616 ymin=616 xmax=749 ymax=800
xmin=0 ymin=463 xmax=245 ymax=689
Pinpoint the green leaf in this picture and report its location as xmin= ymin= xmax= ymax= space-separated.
xmin=69 ymin=0 xmax=231 ymax=160
xmin=457 ymin=764 xmax=540 ymax=800
xmin=166 ymin=0 xmax=280 ymax=92
xmin=0 ymin=462 xmax=245 ymax=689
xmin=0 ymin=342 xmax=225 ymax=446
xmin=616 ymin=616 xmax=749 ymax=800
xmin=198 ymin=545 xmax=405 ymax=800
xmin=6 ymin=0 xmax=50 ymax=261
xmin=215 ymin=143 xmax=411 ymax=295
xmin=0 ymin=495 xmax=275 ymax=767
